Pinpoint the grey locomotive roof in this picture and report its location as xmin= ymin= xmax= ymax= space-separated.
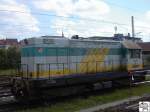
xmin=138 ymin=42 xmax=150 ymax=51
xmin=70 ymin=38 xmax=120 ymax=43
xmin=27 ymin=36 xmax=121 ymax=43
xmin=122 ymin=41 xmax=141 ymax=49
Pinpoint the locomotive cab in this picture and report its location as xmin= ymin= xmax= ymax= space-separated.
xmin=122 ymin=41 xmax=143 ymax=71
xmin=121 ymin=41 xmax=147 ymax=83
xmin=127 ymin=49 xmax=142 ymax=70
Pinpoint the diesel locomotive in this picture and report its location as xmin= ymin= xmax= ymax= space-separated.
xmin=11 ymin=36 xmax=147 ymax=101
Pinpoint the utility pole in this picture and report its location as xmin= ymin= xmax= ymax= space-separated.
xmin=131 ymin=16 xmax=135 ymax=38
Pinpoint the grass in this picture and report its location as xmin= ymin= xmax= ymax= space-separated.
xmin=0 ymin=69 xmax=17 ymax=76
xmin=18 ymin=84 xmax=150 ymax=112
xmin=146 ymin=75 xmax=150 ymax=81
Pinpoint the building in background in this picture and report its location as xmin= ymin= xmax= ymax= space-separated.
xmin=138 ymin=42 xmax=150 ymax=67
xmin=0 ymin=38 xmax=19 ymax=49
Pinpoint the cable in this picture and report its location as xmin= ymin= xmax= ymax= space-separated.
xmin=0 ymin=9 xmax=129 ymax=26
xmin=0 ymin=9 xmax=150 ymax=35
xmin=0 ymin=9 xmax=143 ymax=24
xmin=1 ymin=8 xmax=150 ymax=30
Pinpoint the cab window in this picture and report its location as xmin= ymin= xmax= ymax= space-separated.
xmin=129 ymin=49 xmax=141 ymax=58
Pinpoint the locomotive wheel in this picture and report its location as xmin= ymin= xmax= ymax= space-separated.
xmin=15 ymin=88 xmax=29 ymax=102
xmin=12 ymin=80 xmax=30 ymax=102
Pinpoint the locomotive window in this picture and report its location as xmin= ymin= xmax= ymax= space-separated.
xmin=129 ymin=49 xmax=141 ymax=58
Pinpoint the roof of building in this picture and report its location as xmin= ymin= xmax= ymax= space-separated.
xmin=6 ymin=39 xmax=18 ymax=44
xmin=122 ymin=41 xmax=141 ymax=49
xmin=138 ymin=42 xmax=150 ymax=51
xmin=0 ymin=38 xmax=18 ymax=45
xmin=0 ymin=40 xmax=5 ymax=45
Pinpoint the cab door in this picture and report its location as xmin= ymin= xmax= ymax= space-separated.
xmin=127 ymin=49 xmax=143 ymax=71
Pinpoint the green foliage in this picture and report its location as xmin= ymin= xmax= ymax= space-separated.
xmin=18 ymin=85 xmax=150 ymax=112
xmin=0 ymin=47 xmax=20 ymax=70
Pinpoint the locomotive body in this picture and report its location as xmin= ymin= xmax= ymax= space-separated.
xmin=12 ymin=36 xmax=146 ymax=101
xmin=21 ymin=36 xmax=142 ymax=78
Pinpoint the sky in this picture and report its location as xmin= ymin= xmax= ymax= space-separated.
xmin=0 ymin=0 xmax=150 ymax=41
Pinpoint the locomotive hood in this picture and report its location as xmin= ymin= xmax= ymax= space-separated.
xmin=122 ymin=40 xmax=141 ymax=50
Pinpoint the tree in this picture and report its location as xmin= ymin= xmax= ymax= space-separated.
xmin=0 ymin=47 xmax=21 ymax=70
xmin=0 ymin=49 xmax=7 ymax=69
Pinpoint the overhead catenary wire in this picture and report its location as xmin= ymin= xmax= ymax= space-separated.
xmin=0 ymin=9 xmax=130 ymax=26
xmin=0 ymin=7 xmax=150 ymax=38
xmin=0 ymin=9 xmax=150 ymax=29
xmin=101 ymin=0 xmax=150 ymax=31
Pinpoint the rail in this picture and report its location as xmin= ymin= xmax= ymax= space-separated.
xmin=0 ymin=75 xmax=12 ymax=99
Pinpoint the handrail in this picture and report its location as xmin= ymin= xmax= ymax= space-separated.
xmin=35 ymin=60 xmax=121 ymax=79
xmin=20 ymin=60 xmax=124 ymax=78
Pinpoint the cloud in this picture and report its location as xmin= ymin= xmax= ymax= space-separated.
xmin=0 ymin=33 xmax=5 ymax=39
xmin=0 ymin=0 xmax=39 ymax=38
xmin=33 ymin=0 xmax=74 ymax=17
xmin=131 ymin=11 xmax=150 ymax=42
xmin=33 ymin=0 xmax=110 ymax=19
xmin=74 ymin=0 xmax=110 ymax=19
xmin=33 ymin=0 xmax=150 ymax=42
xmin=33 ymin=0 xmax=112 ymax=37
xmin=146 ymin=11 xmax=150 ymax=19
xmin=51 ymin=18 xmax=115 ymax=38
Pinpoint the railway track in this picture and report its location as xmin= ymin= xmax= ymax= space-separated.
xmin=0 ymin=75 xmax=12 ymax=98
xmin=0 ymin=75 xmax=150 ymax=112
xmin=0 ymin=75 xmax=21 ymax=112
xmin=99 ymin=94 xmax=150 ymax=112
